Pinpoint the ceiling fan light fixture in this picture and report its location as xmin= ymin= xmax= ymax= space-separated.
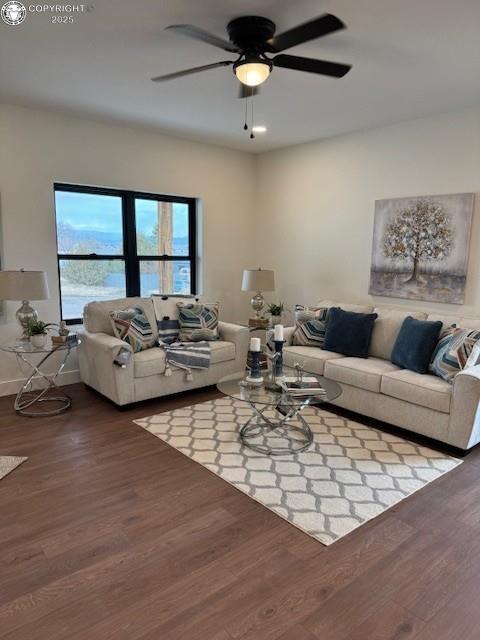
xmin=234 ymin=60 xmax=271 ymax=87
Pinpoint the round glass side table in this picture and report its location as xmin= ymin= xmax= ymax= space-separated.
xmin=217 ymin=366 xmax=342 ymax=455
xmin=1 ymin=337 xmax=80 ymax=416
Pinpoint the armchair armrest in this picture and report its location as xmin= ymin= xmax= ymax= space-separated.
xmin=78 ymin=331 xmax=135 ymax=406
xmin=81 ymin=331 xmax=133 ymax=356
xmin=449 ymin=365 xmax=480 ymax=449
xmin=218 ymin=322 xmax=250 ymax=365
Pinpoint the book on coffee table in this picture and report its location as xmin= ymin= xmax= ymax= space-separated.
xmin=280 ymin=376 xmax=327 ymax=396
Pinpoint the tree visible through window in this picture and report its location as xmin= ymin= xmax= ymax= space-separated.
xmin=54 ymin=184 xmax=197 ymax=323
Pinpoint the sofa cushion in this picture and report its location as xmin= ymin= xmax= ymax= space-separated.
xmin=369 ymin=309 xmax=427 ymax=360
xmin=391 ymin=317 xmax=443 ymax=374
xmin=283 ymin=345 xmax=343 ymax=376
xmin=134 ymin=340 xmax=235 ymax=378
xmin=381 ymin=369 xmax=452 ymax=413
xmin=324 ymin=308 xmax=378 ymax=358
xmin=134 ymin=348 xmax=166 ymax=378
xmin=84 ymin=297 xmax=158 ymax=337
xmin=324 ymin=357 xmax=401 ymax=393
xmin=209 ymin=340 xmax=236 ymax=364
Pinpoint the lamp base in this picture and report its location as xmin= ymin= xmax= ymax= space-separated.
xmin=16 ymin=300 xmax=37 ymax=341
xmin=250 ymin=291 xmax=265 ymax=318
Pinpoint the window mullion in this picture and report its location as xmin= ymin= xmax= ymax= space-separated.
xmin=123 ymin=193 xmax=140 ymax=297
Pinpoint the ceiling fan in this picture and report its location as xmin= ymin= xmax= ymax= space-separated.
xmin=152 ymin=14 xmax=352 ymax=97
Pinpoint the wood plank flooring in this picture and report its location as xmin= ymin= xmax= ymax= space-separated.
xmin=1 ymin=382 xmax=480 ymax=639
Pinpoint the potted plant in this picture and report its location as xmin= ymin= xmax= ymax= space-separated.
xmin=27 ymin=319 xmax=56 ymax=348
xmin=266 ymin=302 xmax=285 ymax=325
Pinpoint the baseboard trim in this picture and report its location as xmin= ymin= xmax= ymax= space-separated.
xmin=0 ymin=369 xmax=81 ymax=398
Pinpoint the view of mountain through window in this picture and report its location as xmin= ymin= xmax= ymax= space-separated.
xmin=55 ymin=186 xmax=197 ymax=322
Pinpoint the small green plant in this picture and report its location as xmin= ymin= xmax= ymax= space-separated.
xmin=27 ymin=319 xmax=57 ymax=336
xmin=266 ymin=302 xmax=285 ymax=317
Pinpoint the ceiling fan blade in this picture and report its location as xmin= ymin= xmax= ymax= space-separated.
xmin=273 ymin=54 xmax=351 ymax=78
xmin=166 ymin=24 xmax=239 ymax=53
xmin=152 ymin=61 xmax=233 ymax=82
xmin=265 ymin=14 xmax=345 ymax=53
xmin=238 ymin=84 xmax=260 ymax=99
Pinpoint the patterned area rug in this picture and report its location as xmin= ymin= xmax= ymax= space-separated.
xmin=0 ymin=456 xmax=27 ymax=481
xmin=135 ymin=398 xmax=461 ymax=545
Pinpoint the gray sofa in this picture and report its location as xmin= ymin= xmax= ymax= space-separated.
xmin=78 ymin=296 xmax=250 ymax=406
xmin=281 ymin=300 xmax=480 ymax=451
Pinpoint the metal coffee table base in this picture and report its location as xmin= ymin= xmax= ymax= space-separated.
xmin=240 ymin=402 xmax=313 ymax=456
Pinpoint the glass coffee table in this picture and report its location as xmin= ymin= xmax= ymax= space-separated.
xmin=217 ymin=367 xmax=342 ymax=455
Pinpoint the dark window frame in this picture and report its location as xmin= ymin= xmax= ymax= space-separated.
xmin=54 ymin=183 xmax=197 ymax=325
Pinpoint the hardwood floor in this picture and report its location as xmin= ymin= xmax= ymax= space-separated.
xmin=1 ymin=382 xmax=480 ymax=639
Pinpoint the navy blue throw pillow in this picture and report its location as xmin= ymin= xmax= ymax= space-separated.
xmin=391 ymin=316 xmax=443 ymax=374
xmin=323 ymin=307 xmax=378 ymax=358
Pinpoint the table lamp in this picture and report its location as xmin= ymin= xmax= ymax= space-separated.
xmin=0 ymin=269 xmax=50 ymax=340
xmin=241 ymin=268 xmax=275 ymax=326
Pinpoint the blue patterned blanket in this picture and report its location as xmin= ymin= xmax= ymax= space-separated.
xmin=160 ymin=341 xmax=211 ymax=380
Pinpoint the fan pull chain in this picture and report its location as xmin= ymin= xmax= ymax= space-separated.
xmin=243 ymin=95 xmax=248 ymax=131
xmin=250 ymin=96 xmax=255 ymax=139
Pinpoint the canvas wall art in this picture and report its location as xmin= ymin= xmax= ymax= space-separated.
xmin=369 ymin=193 xmax=474 ymax=304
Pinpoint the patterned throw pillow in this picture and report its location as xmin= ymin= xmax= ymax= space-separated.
xmin=430 ymin=326 xmax=480 ymax=382
xmin=110 ymin=306 xmax=157 ymax=353
xmin=157 ymin=317 xmax=180 ymax=345
xmin=429 ymin=326 xmax=461 ymax=381
xmin=177 ymin=302 xmax=219 ymax=342
xmin=292 ymin=305 xmax=329 ymax=348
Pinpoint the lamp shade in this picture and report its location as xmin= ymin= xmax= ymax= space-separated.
xmin=241 ymin=269 xmax=275 ymax=292
xmin=0 ymin=270 xmax=50 ymax=301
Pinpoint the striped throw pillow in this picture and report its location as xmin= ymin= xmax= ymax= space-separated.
xmin=429 ymin=326 xmax=480 ymax=382
xmin=177 ymin=302 xmax=219 ymax=342
xmin=292 ymin=305 xmax=329 ymax=348
xmin=110 ymin=306 xmax=156 ymax=353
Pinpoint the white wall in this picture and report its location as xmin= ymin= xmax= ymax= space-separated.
xmin=255 ymin=107 xmax=480 ymax=323
xmin=2 ymin=103 xmax=480 ymax=396
xmin=0 ymin=104 xmax=256 ymax=395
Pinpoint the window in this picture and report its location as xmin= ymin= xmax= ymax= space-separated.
xmin=54 ymin=184 xmax=197 ymax=324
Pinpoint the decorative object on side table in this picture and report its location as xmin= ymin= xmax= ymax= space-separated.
xmin=51 ymin=320 xmax=70 ymax=345
xmin=0 ymin=269 xmax=50 ymax=341
xmin=0 ymin=335 xmax=80 ymax=416
xmin=241 ymin=268 xmax=275 ymax=327
xmin=26 ymin=319 xmax=57 ymax=348
xmin=266 ymin=301 xmax=285 ymax=326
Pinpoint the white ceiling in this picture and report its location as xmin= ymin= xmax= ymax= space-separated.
xmin=1 ymin=0 xmax=480 ymax=152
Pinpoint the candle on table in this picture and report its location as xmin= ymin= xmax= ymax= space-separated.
xmin=250 ymin=337 xmax=261 ymax=352
xmin=274 ymin=324 xmax=284 ymax=342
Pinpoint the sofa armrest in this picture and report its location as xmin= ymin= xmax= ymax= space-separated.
xmin=218 ymin=322 xmax=250 ymax=364
xmin=78 ymin=331 xmax=135 ymax=406
xmin=266 ymin=326 xmax=295 ymax=347
xmin=449 ymin=365 xmax=480 ymax=449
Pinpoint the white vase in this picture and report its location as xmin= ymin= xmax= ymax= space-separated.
xmin=31 ymin=334 xmax=47 ymax=348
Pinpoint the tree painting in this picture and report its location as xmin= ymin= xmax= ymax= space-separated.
xmin=369 ymin=193 xmax=474 ymax=304
xmin=383 ymin=200 xmax=453 ymax=283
